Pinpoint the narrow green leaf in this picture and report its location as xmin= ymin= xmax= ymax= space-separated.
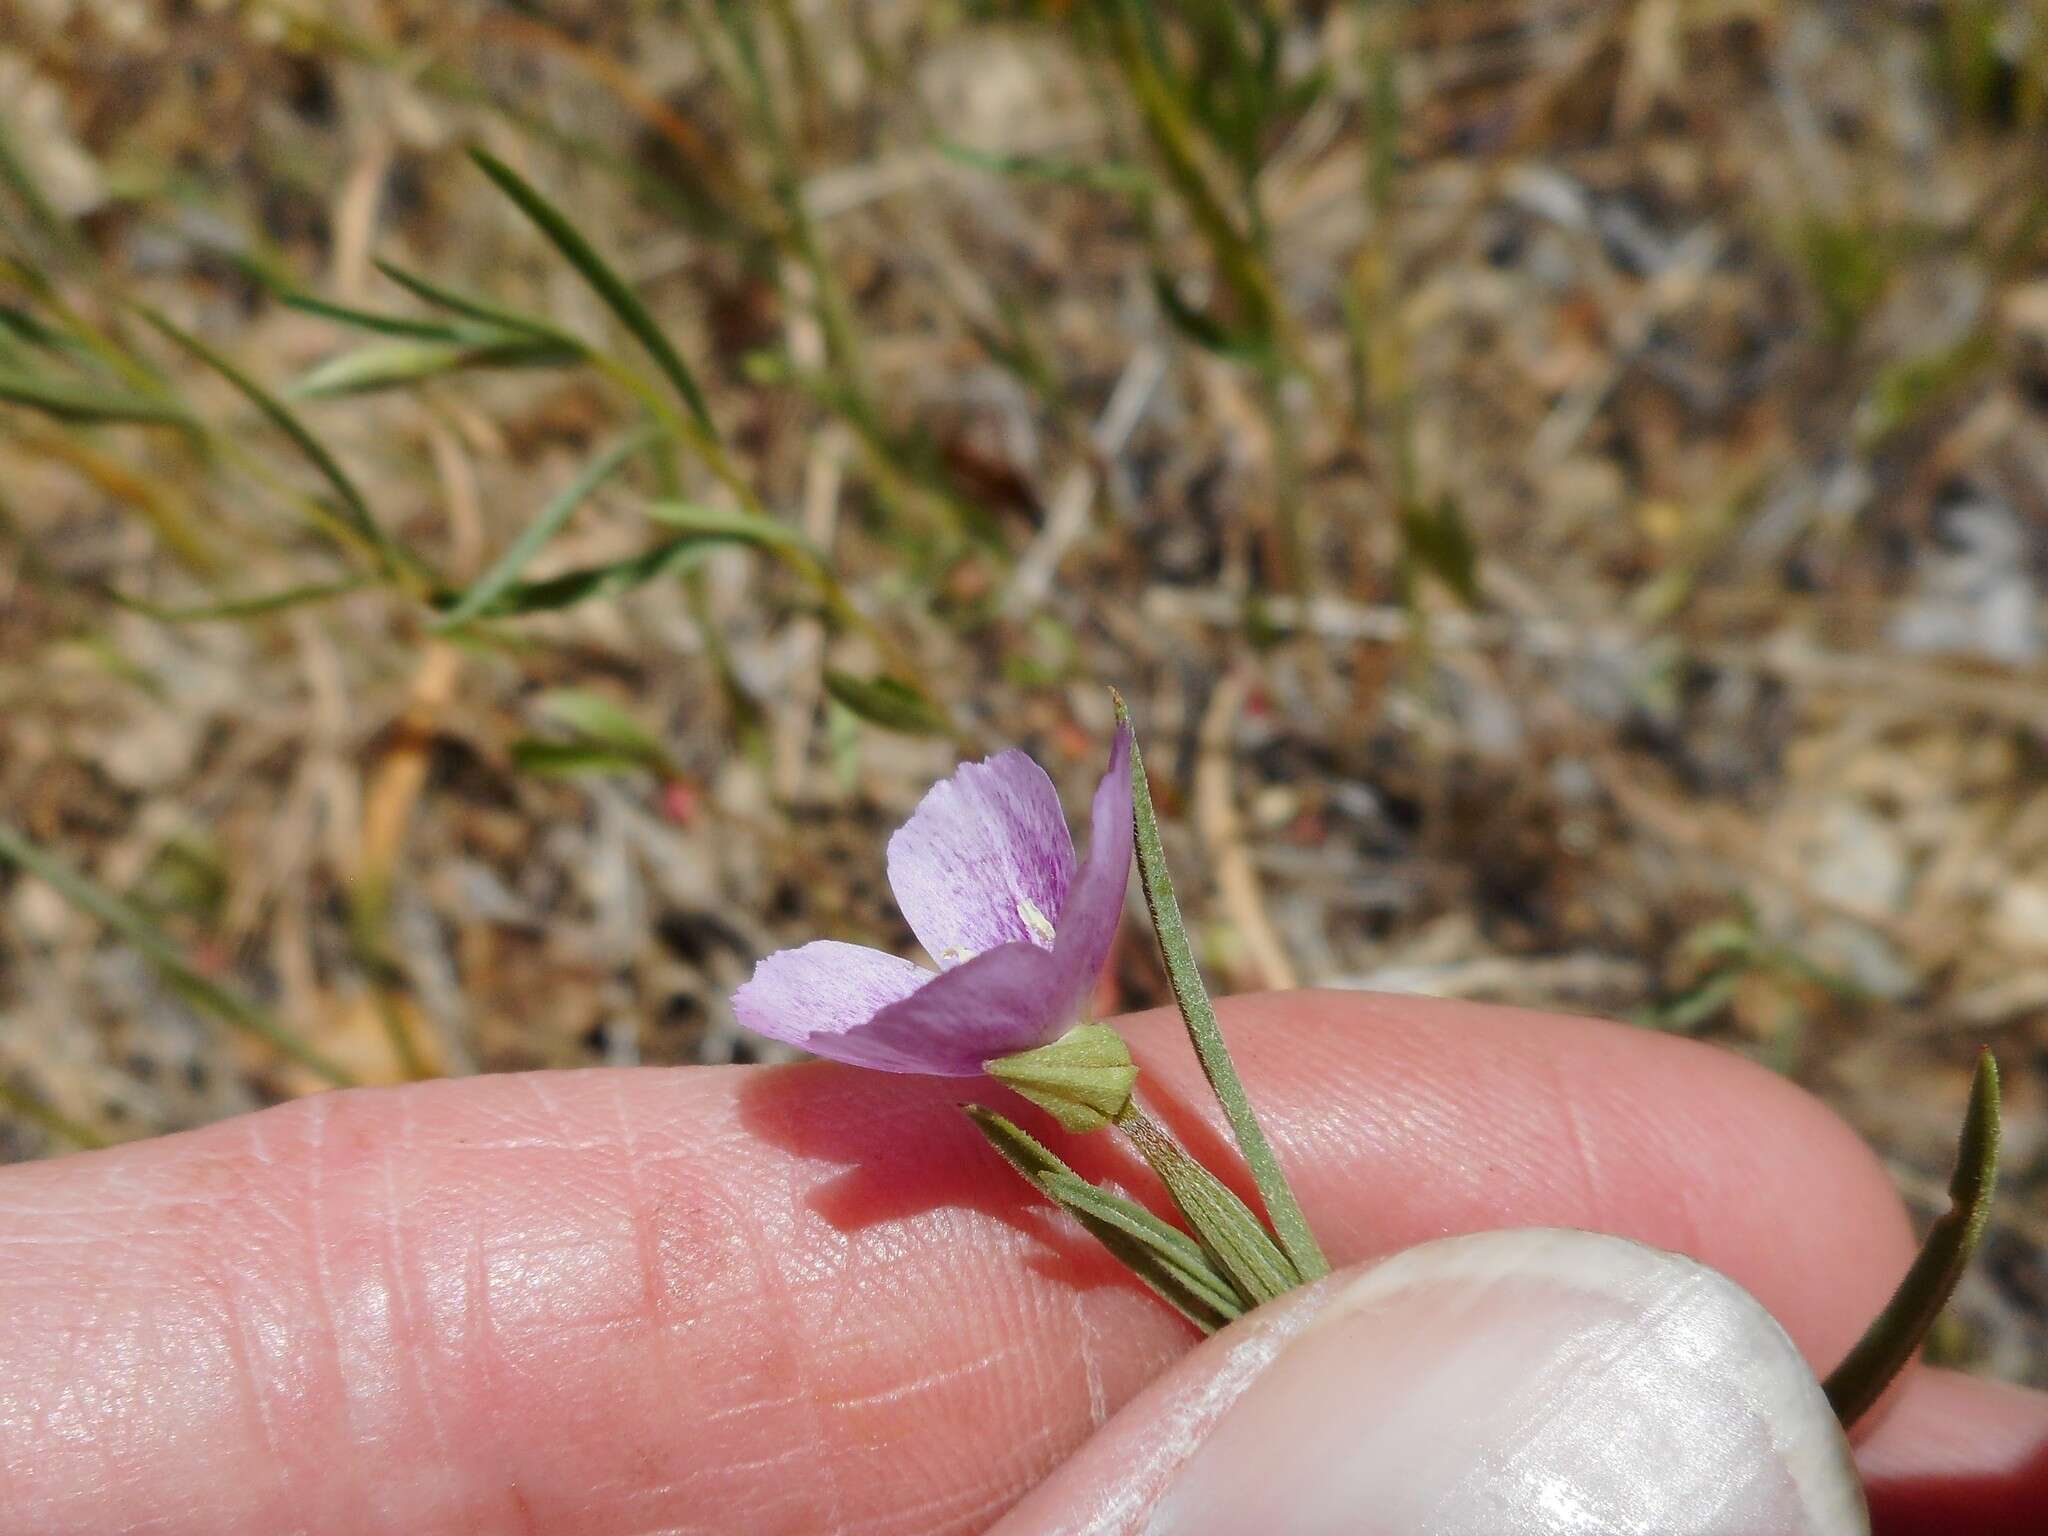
xmin=107 ymin=577 xmax=369 ymax=624
xmin=373 ymin=258 xmax=582 ymax=346
xmin=1854 ymin=331 xmax=1998 ymax=448
xmin=937 ymin=139 xmax=1156 ymax=196
xmin=823 ymin=670 xmax=952 ymax=737
xmin=1824 ymin=1051 xmax=2001 ymax=1429
xmin=0 ymin=820 xmax=355 ymax=1087
xmin=1400 ymin=495 xmax=1481 ymax=606
xmin=966 ymin=1105 xmax=1239 ymax=1331
xmin=448 ymin=536 xmax=714 ymax=619
xmin=139 ymin=310 xmax=424 ymax=584
xmin=470 ymin=148 xmax=717 ymax=436
xmin=1112 ymin=690 xmax=1329 ymax=1281
xmin=0 ymin=366 xmax=194 ymax=427
xmin=0 ymin=303 xmax=81 ymax=354
xmin=282 ymin=293 xmax=466 ymax=340
xmin=292 ymin=332 xmax=579 ymax=399
xmin=537 ymin=688 xmax=668 ymax=761
xmin=509 ymin=739 xmax=655 ymax=779
xmin=1038 ymin=1167 xmax=1245 ymax=1323
xmin=432 ymin=429 xmax=653 ymax=631
xmin=0 ymin=117 xmax=88 ymax=262
xmin=227 ymin=254 xmax=465 ymax=340
xmin=644 ymin=500 xmax=822 ymax=560
xmin=1117 ymin=1105 xmax=1298 ymax=1306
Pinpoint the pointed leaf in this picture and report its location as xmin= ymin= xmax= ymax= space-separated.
xmin=433 ymin=428 xmax=653 ymax=630
xmin=140 ymin=310 xmax=424 ymax=583
xmin=1825 ymin=1051 xmax=2001 ymax=1429
xmin=966 ymin=1105 xmax=1239 ymax=1331
xmin=108 ymin=577 xmax=369 ymax=624
xmin=644 ymin=500 xmax=822 ymax=560
xmin=0 ymin=366 xmax=194 ymax=426
xmin=373 ymin=258 xmax=583 ymax=347
xmin=823 ymin=671 xmax=951 ymax=737
xmin=292 ymin=332 xmax=578 ymax=399
xmin=537 ymin=688 xmax=667 ymax=761
xmin=1113 ymin=689 xmax=1329 ymax=1281
xmin=1118 ymin=1107 xmax=1297 ymax=1306
xmin=450 ymin=536 xmax=713 ymax=619
xmin=509 ymin=739 xmax=655 ymax=779
xmin=470 ymin=148 xmax=716 ymax=436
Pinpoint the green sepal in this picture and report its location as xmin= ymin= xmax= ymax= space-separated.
xmin=965 ymin=1105 xmax=1240 ymax=1332
xmin=986 ymin=1025 xmax=1139 ymax=1134
xmin=1824 ymin=1050 xmax=2001 ymax=1429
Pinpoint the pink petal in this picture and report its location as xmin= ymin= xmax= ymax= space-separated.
xmin=1042 ymin=720 xmax=1134 ymax=1023
xmin=886 ymin=749 xmax=1076 ymax=966
xmin=735 ymin=727 xmax=1135 ymax=1077
xmin=852 ymin=941 xmax=1073 ymax=1074
xmin=730 ymin=941 xmax=933 ymax=1068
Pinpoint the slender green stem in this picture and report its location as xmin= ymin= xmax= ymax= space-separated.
xmin=1113 ymin=692 xmax=1328 ymax=1280
xmin=1824 ymin=1051 xmax=2000 ymax=1429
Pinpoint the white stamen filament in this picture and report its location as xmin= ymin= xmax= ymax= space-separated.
xmin=1018 ymin=896 xmax=1057 ymax=946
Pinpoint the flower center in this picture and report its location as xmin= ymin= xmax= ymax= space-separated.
xmin=1017 ymin=896 xmax=1057 ymax=947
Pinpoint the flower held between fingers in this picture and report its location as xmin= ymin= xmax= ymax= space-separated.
xmin=732 ymin=725 xmax=1133 ymax=1075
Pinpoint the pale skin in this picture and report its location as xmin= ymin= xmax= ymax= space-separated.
xmin=0 ymin=992 xmax=2041 ymax=1534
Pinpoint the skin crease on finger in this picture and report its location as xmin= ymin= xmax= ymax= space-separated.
xmin=0 ymin=989 xmax=1991 ymax=1536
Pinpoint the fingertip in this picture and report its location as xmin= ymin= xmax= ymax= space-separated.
xmin=1858 ymin=1368 xmax=2048 ymax=1534
xmin=1120 ymin=990 xmax=1916 ymax=1368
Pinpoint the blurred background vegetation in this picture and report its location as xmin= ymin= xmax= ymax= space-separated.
xmin=0 ymin=0 xmax=2042 ymax=1379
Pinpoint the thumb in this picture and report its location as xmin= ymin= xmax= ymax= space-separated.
xmin=993 ymin=1228 xmax=1867 ymax=1536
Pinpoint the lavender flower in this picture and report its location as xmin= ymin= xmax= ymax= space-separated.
xmin=732 ymin=725 xmax=1133 ymax=1075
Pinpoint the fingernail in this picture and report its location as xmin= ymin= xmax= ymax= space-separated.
xmin=1143 ymin=1229 xmax=1866 ymax=1536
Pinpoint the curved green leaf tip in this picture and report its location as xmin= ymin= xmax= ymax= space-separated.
xmin=1824 ymin=1049 xmax=2000 ymax=1430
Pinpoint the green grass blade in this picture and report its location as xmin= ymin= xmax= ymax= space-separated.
xmin=1825 ymin=1051 xmax=2001 ymax=1429
xmin=823 ymin=671 xmax=952 ymax=737
xmin=469 ymin=147 xmax=717 ymax=436
xmin=107 ymin=577 xmax=369 ymax=624
xmin=432 ymin=428 xmax=655 ymax=630
xmin=434 ymin=428 xmax=654 ymax=631
xmin=226 ymin=253 xmax=465 ymax=340
xmin=644 ymin=500 xmax=822 ymax=559
xmin=281 ymin=293 xmax=466 ymax=340
xmin=139 ymin=309 xmax=428 ymax=585
xmin=937 ymin=138 xmax=1156 ymax=196
xmin=445 ymin=536 xmax=713 ymax=619
xmin=0 ymin=821 xmax=355 ymax=1088
xmin=292 ymin=333 xmax=579 ymax=399
xmin=1112 ymin=690 xmax=1329 ymax=1281
xmin=372 ymin=258 xmax=584 ymax=347
xmin=0 ymin=365 xmax=196 ymax=427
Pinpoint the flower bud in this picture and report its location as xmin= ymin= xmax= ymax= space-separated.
xmin=986 ymin=1024 xmax=1138 ymax=1134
